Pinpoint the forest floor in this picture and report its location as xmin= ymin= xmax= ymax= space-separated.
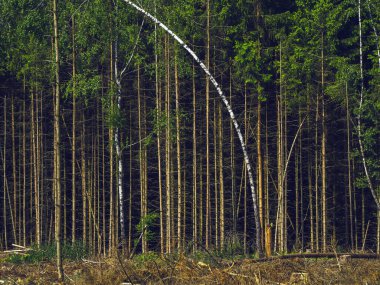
xmin=1 ymin=253 xmax=380 ymax=284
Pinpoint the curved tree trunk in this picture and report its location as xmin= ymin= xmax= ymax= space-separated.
xmin=121 ymin=0 xmax=263 ymax=255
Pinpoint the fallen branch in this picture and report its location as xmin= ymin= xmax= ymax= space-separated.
xmin=245 ymin=253 xmax=380 ymax=263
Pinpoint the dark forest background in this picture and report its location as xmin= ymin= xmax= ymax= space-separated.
xmin=0 ymin=0 xmax=379 ymax=256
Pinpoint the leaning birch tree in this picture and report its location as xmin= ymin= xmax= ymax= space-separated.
xmin=121 ymin=0 xmax=263 ymax=255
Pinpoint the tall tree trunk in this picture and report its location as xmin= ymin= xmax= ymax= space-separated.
xmin=108 ymin=39 xmax=115 ymax=253
xmin=307 ymin=89 xmax=314 ymax=251
xmin=154 ymin=2 xmax=164 ymax=254
xmin=71 ymin=15 xmax=77 ymax=244
xmin=165 ymin=35 xmax=172 ymax=253
xmin=81 ymin=114 xmax=87 ymax=246
xmin=244 ymin=84 xmax=248 ymax=255
xmin=3 ymin=97 xmax=8 ymax=249
xmin=22 ymin=92 xmax=26 ymax=247
xmin=346 ymin=83 xmax=354 ymax=249
xmin=114 ymin=32 xmax=126 ymax=249
xmin=315 ymin=90 xmax=320 ymax=252
xmin=52 ymin=0 xmax=64 ymax=279
xmin=205 ymin=0 xmax=211 ymax=250
xmin=321 ymin=32 xmax=327 ymax=253
xmin=276 ymin=42 xmax=284 ymax=253
xmin=230 ymin=68 xmax=237 ymax=245
xmin=214 ymin=95 xmax=218 ymax=249
xmin=192 ymin=58 xmax=197 ymax=252
xmin=257 ymin=98 xmax=263 ymax=248
xmin=138 ymin=65 xmax=147 ymax=253
xmin=175 ymin=53 xmax=182 ymax=251
xmin=11 ymin=95 xmax=17 ymax=245
xmin=218 ymin=102 xmax=224 ymax=249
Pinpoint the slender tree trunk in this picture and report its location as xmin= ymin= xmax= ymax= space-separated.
xmin=154 ymin=3 xmax=164 ymax=254
xmin=3 ymin=97 xmax=8 ymax=249
xmin=218 ymin=102 xmax=224 ymax=249
xmin=81 ymin=114 xmax=87 ymax=246
xmin=11 ymin=96 xmax=17 ymax=245
xmin=321 ymin=32 xmax=327 ymax=253
xmin=175 ymin=53 xmax=182 ymax=251
xmin=138 ymin=65 xmax=147 ymax=253
xmin=22 ymin=92 xmax=26 ymax=247
xmin=72 ymin=15 xmax=77 ymax=244
xmin=244 ymin=84 xmax=248 ymax=255
xmin=346 ymin=83 xmax=354 ymax=249
xmin=257 ymin=99 xmax=263 ymax=248
xmin=377 ymin=210 xmax=380 ymax=254
xmin=165 ymin=35 xmax=172 ymax=253
xmin=230 ymin=69 xmax=237 ymax=245
xmin=101 ymin=102 xmax=106 ymax=255
xmin=114 ymin=34 xmax=126 ymax=249
xmin=128 ymin=104 xmax=133 ymax=254
xmin=276 ymin=42 xmax=284 ymax=253
xmin=31 ymin=92 xmax=40 ymax=247
xmin=52 ymin=0 xmax=64 ymax=279
xmin=109 ymin=41 xmax=115 ymax=253
xmin=205 ymin=0 xmax=211 ymax=250
xmin=192 ymin=58 xmax=197 ymax=252
xmin=214 ymin=95 xmax=218 ymax=249
xmin=307 ymin=89 xmax=314 ymax=252
xmin=315 ymin=90 xmax=320 ymax=252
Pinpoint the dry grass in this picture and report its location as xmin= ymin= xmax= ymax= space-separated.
xmin=1 ymin=255 xmax=380 ymax=284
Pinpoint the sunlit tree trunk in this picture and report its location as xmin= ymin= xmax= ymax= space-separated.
xmin=175 ymin=53 xmax=182 ymax=251
xmin=257 ymin=98 xmax=263 ymax=248
xmin=218 ymin=102 xmax=224 ymax=249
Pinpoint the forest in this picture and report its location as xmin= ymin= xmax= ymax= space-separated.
xmin=0 ymin=0 xmax=380 ymax=282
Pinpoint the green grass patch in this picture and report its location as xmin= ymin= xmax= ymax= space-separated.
xmin=3 ymin=241 xmax=89 ymax=264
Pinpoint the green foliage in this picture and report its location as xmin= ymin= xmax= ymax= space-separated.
xmin=4 ymin=242 xmax=88 ymax=264
xmin=136 ymin=212 xmax=159 ymax=244
xmin=234 ymin=37 xmax=272 ymax=100
xmin=133 ymin=251 xmax=160 ymax=266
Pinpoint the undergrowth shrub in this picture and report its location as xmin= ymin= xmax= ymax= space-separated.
xmin=4 ymin=241 xmax=88 ymax=264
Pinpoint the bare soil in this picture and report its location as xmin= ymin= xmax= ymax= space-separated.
xmin=0 ymin=255 xmax=380 ymax=284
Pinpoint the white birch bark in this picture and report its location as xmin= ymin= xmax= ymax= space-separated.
xmin=114 ymin=9 xmax=144 ymax=243
xmin=121 ymin=0 xmax=263 ymax=254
